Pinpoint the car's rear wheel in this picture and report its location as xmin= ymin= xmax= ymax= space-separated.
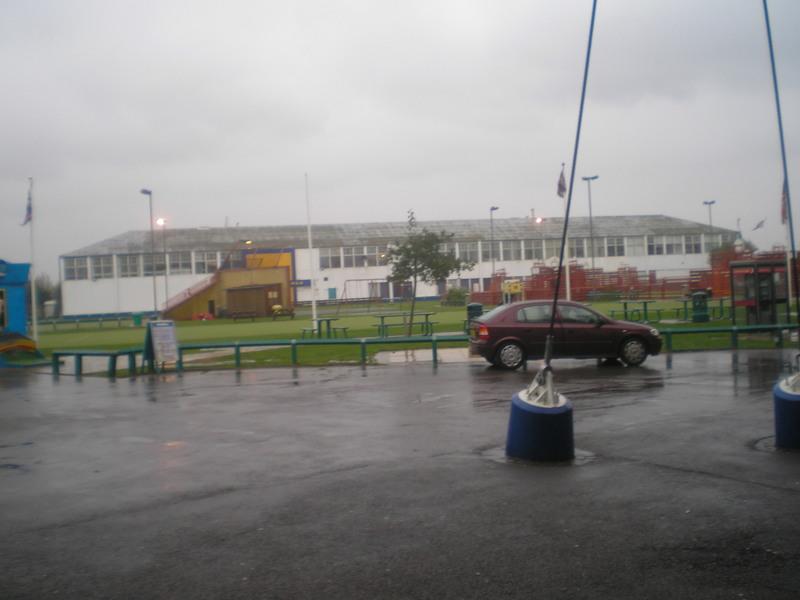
xmin=495 ymin=342 xmax=525 ymax=370
xmin=619 ymin=337 xmax=647 ymax=366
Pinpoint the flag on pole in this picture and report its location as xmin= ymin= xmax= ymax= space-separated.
xmin=557 ymin=163 xmax=567 ymax=198
xmin=781 ymin=178 xmax=788 ymax=225
xmin=752 ymin=219 xmax=765 ymax=231
xmin=22 ymin=185 xmax=32 ymax=225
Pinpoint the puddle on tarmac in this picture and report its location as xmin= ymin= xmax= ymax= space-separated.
xmin=480 ymin=445 xmax=597 ymax=466
xmin=748 ymin=436 xmax=800 ymax=454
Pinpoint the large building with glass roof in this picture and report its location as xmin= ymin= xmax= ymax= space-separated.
xmin=59 ymin=214 xmax=738 ymax=317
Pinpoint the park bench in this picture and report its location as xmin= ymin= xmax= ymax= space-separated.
xmin=301 ymin=327 xmax=317 ymax=338
xmin=52 ymin=348 xmax=142 ymax=378
xmin=230 ymin=312 xmax=257 ymax=322
xmin=271 ymin=306 xmax=295 ymax=320
xmin=331 ymin=326 xmax=350 ymax=338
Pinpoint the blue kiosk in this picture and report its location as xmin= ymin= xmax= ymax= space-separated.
xmin=0 ymin=259 xmax=42 ymax=365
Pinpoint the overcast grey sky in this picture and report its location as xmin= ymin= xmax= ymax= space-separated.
xmin=1 ymin=0 xmax=799 ymax=278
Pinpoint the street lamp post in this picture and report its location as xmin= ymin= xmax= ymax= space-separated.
xmin=221 ymin=238 xmax=254 ymax=270
xmin=703 ymin=200 xmax=717 ymax=251
xmin=703 ymin=200 xmax=716 ymax=229
xmin=139 ymin=188 xmax=157 ymax=314
xmin=490 ymin=206 xmax=499 ymax=276
xmin=582 ymin=175 xmax=599 ymax=270
xmin=530 ymin=213 xmax=544 ymax=262
xmin=156 ymin=218 xmax=169 ymax=307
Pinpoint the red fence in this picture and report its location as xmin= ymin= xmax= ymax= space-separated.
xmin=469 ymin=264 xmax=725 ymax=306
xmin=468 ymin=249 xmax=793 ymax=306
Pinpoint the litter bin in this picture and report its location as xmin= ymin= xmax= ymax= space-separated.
xmin=132 ymin=313 xmax=143 ymax=327
xmin=467 ymin=302 xmax=484 ymax=322
xmin=691 ymin=291 xmax=709 ymax=323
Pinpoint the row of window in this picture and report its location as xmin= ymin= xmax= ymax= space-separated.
xmin=63 ymin=233 xmax=729 ymax=281
xmin=64 ymin=252 xmax=216 ymax=281
xmin=319 ymin=245 xmax=388 ymax=269
xmin=320 ymin=234 xmax=726 ymax=268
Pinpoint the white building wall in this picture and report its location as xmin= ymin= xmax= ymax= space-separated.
xmin=60 ymin=231 xmax=722 ymax=315
xmin=62 ymin=273 xmax=211 ymax=316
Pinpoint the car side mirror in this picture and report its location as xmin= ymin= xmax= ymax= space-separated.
xmin=594 ymin=320 xmax=605 ymax=328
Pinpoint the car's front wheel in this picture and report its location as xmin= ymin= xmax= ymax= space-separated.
xmin=619 ymin=337 xmax=648 ymax=366
xmin=495 ymin=342 xmax=525 ymax=370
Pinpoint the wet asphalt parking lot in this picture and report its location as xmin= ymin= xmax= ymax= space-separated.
xmin=1 ymin=350 xmax=800 ymax=599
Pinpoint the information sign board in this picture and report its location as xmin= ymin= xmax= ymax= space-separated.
xmin=144 ymin=320 xmax=179 ymax=369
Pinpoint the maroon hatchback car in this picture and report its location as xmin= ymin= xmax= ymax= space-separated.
xmin=469 ymin=300 xmax=662 ymax=369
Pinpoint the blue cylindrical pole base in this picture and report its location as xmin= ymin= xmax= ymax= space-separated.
xmin=506 ymin=393 xmax=574 ymax=462
xmin=773 ymin=381 xmax=800 ymax=450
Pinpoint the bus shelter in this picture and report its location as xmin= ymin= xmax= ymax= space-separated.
xmin=729 ymin=259 xmax=790 ymax=325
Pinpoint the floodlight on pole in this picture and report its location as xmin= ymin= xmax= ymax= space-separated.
xmin=529 ymin=210 xmax=545 ymax=261
xmin=222 ymin=239 xmax=253 ymax=270
xmin=703 ymin=200 xmax=717 ymax=252
xmin=490 ymin=206 xmax=499 ymax=276
xmin=534 ymin=216 xmax=544 ymax=261
xmin=582 ymin=175 xmax=599 ymax=270
xmin=139 ymin=188 xmax=157 ymax=314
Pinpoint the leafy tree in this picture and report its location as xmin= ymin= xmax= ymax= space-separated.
xmin=386 ymin=210 xmax=475 ymax=334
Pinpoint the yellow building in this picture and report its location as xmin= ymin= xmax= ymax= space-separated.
xmin=165 ymin=251 xmax=293 ymax=320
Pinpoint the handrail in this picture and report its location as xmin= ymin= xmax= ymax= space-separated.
xmin=50 ymin=323 xmax=799 ymax=377
xmin=175 ymin=334 xmax=469 ymax=371
xmin=661 ymin=323 xmax=797 ymax=352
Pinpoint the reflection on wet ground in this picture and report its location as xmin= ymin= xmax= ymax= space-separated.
xmin=2 ymin=349 xmax=800 ymax=599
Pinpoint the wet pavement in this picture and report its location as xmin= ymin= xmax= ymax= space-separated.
xmin=1 ymin=350 xmax=800 ymax=599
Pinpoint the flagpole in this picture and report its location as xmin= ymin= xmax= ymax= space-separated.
xmin=28 ymin=177 xmax=39 ymax=343
xmin=305 ymin=174 xmax=318 ymax=326
xmin=762 ymin=0 xmax=798 ymax=331
xmin=564 ymin=199 xmax=571 ymax=302
xmin=786 ymin=227 xmax=794 ymax=316
xmin=546 ymin=0 xmax=598 ymax=372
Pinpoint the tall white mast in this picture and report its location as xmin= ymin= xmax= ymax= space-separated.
xmin=305 ymin=174 xmax=318 ymax=324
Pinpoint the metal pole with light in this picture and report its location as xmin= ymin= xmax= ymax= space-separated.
xmin=490 ymin=206 xmax=499 ymax=276
xmin=582 ymin=175 xmax=599 ymax=270
xmin=156 ymin=218 xmax=169 ymax=306
xmin=532 ymin=214 xmax=544 ymax=263
xmin=703 ymin=199 xmax=716 ymax=229
xmin=703 ymin=200 xmax=716 ymax=252
xmin=140 ymin=188 xmax=157 ymax=314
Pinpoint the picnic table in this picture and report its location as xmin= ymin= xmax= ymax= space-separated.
xmin=373 ymin=312 xmax=437 ymax=337
xmin=619 ymin=300 xmax=656 ymax=322
xmin=678 ymin=298 xmax=691 ymax=321
xmin=302 ymin=316 xmax=340 ymax=338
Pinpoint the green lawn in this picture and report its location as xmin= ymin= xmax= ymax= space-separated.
xmin=36 ymin=299 xmax=797 ymax=370
xmin=37 ymin=301 xmax=471 ymax=354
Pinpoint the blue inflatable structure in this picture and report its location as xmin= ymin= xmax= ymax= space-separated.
xmin=0 ymin=260 xmax=31 ymax=337
xmin=773 ymin=378 xmax=800 ymax=450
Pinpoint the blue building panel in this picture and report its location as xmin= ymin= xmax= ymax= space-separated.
xmin=0 ymin=260 xmax=31 ymax=336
